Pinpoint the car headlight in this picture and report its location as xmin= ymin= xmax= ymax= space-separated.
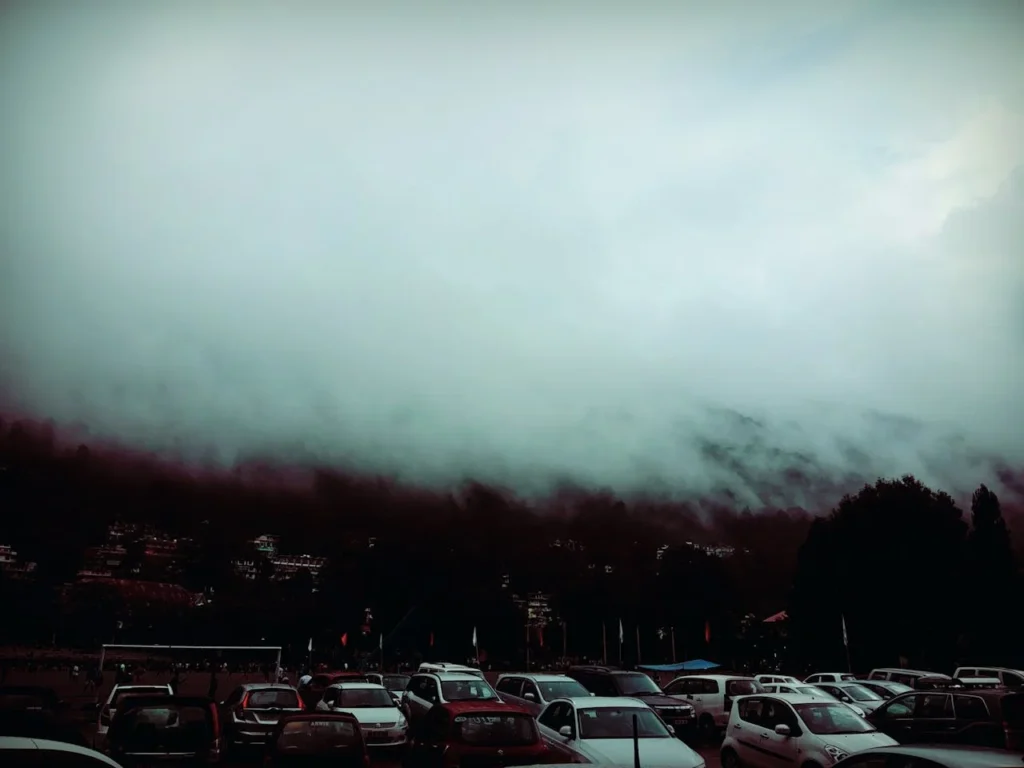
xmin=823 ymin=744 xmax=849 ymax=762
xmin=396 ymin=713 xmax=408 ymax=728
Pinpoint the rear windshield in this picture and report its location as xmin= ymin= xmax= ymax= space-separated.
xmin=1002 ymin=694 xmax=1024 ymax=727
xmin=727 ymin=680 xmax=765 ymax=696
xmin=112 ymin=688 xmax=169 ymax=707
xmin=247 ymin=689 xmax=301 ymax=709
xmin=577 ymin=707 xmax=670 ymax=739
xmin=454 ymin=713 xmax=538 ymax=746
xmin=109 ymin=704 xmax=212 ymax=749
xmin=276 ymin=719 xmax=361 ymax=752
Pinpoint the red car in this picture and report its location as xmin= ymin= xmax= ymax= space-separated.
xmin=404 ymin=700 xmax=586 ymax=768
xmin=264 ymin=712 xmax=370 ymax=768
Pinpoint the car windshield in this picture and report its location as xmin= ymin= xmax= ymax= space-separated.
xmin=577 ymin=707 xmax=670 ymax=739
xmin=109 ymin=703 xmax=213 ymax=749
xmin=840 ymin=685 xmax=883 ymax=702
xmin=727 ymin=680 xmax=765 ymax=695
xmin=247 ymin=689 xmax=300 ymax=709
xmin=454 ymin=713 xmax=538 ymax=746
xmin=276 ymin=719 xmax=360 ymax=752
xmin=616 ymin=674 xmax=662 ymax=696
xmin=794 ymin=703 xmax=876 ymax=735
xmin=796 ymin=686 xmax=831 ymax=697
xmin=336 ymin=689 xmax=395 ymax=708
xmin=112 ymin=688 xmax=169 ymax=708
xmin=440 ymin=680 xmax=498 ymax=702
xmin=538 ymin=680 xmax=591 ymax=700
xmin=885 ymin=683 xmax=914 ymax=694
xmin=382 ymin=676 xmax=410 ymax=692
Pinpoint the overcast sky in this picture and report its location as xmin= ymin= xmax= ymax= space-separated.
xmin=1 ymin=1 xmax=1022 ymax=504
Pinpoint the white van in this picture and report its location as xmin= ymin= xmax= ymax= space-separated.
xmin=663 ymin=674 xmax=764 ymax=736
xmin=953 ymin=666 xmax=1024 ymax=688
xmin=866 ymin=668 xmax=949 ymax=687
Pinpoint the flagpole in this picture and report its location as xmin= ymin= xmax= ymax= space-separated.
xmin=379 ymin=633 xmax=384 ymax=673
xmin=635 ymin=625 xmax=642 ymax=665
xmin=842 ymin=615 xmax=852 ymax=674
xmin=562 ymin=622 xmax=568 ymax=660
xmin=670 ymin=626 xmax=677 ymax=664
xmin=602 ymin=622 xmax=607 ymax=665
xmin=618 ymin=620 xmax=623 ymax=666
xmin=526 ymin=622 xmax=531 ymax=671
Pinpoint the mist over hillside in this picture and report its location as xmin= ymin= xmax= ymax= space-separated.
xmin=1 ymin=2 xmax=1022 ymax=502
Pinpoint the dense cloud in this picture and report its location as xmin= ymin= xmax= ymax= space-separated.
xmin=1 ymin=1 xmax=1022 ymax=502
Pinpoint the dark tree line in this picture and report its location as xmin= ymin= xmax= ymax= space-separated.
xmin=1 ymin=417 xmax=1021 ymax=671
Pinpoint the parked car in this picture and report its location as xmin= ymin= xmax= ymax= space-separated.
xmin=220 ymin=683 xmax=305 ymax=751
xmin=1 ymin=737 xmax=125 ymax=768
xmin=566 ymin=666 xmax=696 ymax=737
xmin=0 ymin=685 xmax=87 ymax=746
xmin=834 ymin=744 xmax=1024 ymax=767
xmin=403 ymin=672 xmax=501 ymax=726
xmin=406 ymin=699 xmax=581 ymax=768
xmin=265 ymin=712 xmax=370 ymax=768
xmin=537 ymin=696 xmax=705 ymax=767
xmin=804 ymin=672 xmax=858 ymax=684
xmin=719 ymin=693 xmax=896 ymax=768
xmin=107 ymin=695 xmax=221 ymax=765
xmin=754 ymin=675 xmax=801 ymax=685
xmin=316 ymin=681 xmax=408 ymax=752
xmin=867 ymin=688 xmax=1024 ymax=750
xmin=866 ymin=668 xmax=950 ymax=687
xmin=953 ymin=667 xmax=1024 ymax=689
xmin=663 ymin=674 xmax=762 ymax=737
xmin=760 ymin=683 xmax=868 ymax=717
xmin=495 ymin=674 xmax=594 ymax=715
xmin=97 ymin=684 xmax=173 ymax=741
xmin=298 ymin=672 xmax=368 ymax=708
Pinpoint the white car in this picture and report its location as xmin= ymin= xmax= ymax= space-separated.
xmin=96 ymin=684 xmax=173 ymax=739
xmin=2 ymin=737 xmax=124 ymax=768
xmin=755 ymin=675 xmax=801 ymax=685
xmin=537 ymin=696 xmax=705 ymax=768
xmin=804 ymin=672 xmax=858 ymax=684
xmin=720 ymin=693 xmax=896 ymax=768
xmin=316 ymin=681 xmax=408 ymax=750
xmin=760 ymin=683 xmax=868 ymax=718
xmin=811 ymin=682 xmax=886 ymax=714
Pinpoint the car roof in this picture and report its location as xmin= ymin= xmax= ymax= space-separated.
xmin=0 ymin=738 xmax=123 ymax=766
xmin=430 ymin=671 xmax=489 ymax=682
xmin=328 ymin=682 xmax=386 ymax=691
xmin=113 ymin=684 xmax=171 ymax=691
xmin=499 ymin=673 xmax=575 ymax=683
xmin=858 ymin=745 xmax=1024 ymax=767
xmin=442 ymin=700 xmax=532 ymax=715
xmin=756 ymin=693 xmax=846 ymax=706
xmin=671 ymin=674 xmax=755 ymax=681
xmin=571 ymin=696 xmax=649 ymax=709
xmin=240 ymin=683 xmax=298 ymax=691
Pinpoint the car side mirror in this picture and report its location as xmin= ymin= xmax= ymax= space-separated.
xmin=589 ymin=692 xmax=596 ymax=697
xmin=841 ymin=695 xmax=851 ymax=703
xmin=558 ymin=726 xmax=573 ymax=739
xmin=774 ymin=724 xmax=791 ymax=737
xmin=666 ymin=725 xmax=675 ymax=736
xmin=524 ymin=692 xmax=536 ymax=701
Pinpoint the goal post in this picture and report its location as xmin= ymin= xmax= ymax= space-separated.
xmin=99 ymin=644 xmax=282 ymax=676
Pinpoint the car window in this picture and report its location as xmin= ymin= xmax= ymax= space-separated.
xmin=761 ymin=700 xmax=799 ymax=732
xmin=577 ymin=707 xmax=669 ymax=739
xmin=539 ymin=702 xmax=569 ymax=732
xmin=869 ymin=671 xmax=887 ymax=680
xmin=663 ymin=678 xmax=688 ymax=694
xmin=953 ymin=695 xmax=989 ymax=720
xmin=1004 ymin=673 xmax=1024 ymax=688
xmin=582 ymin=676 xmax=618 ymax=697
xmin=496 ymin=678 xmax=522 ymax=697
xmin=918 ymin=694 xmax=952 ymax=718
xmin=247 ymin=689 xmax=300 ymax=708
xmin=522 ymin=681 xmax=541 ymax=700
xmin=726 ymin=679 xmax=764 ymax=696
xmin=879 ymin=695 xmax=918 ymax=719
xmin=738 ymin=697 xmax=764 ymax=725
xmin=702 ymin=679 xmax=720 ymax=694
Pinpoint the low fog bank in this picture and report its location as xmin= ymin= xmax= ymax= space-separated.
xmin=1 ymin=3 xmax=1022 ymax=504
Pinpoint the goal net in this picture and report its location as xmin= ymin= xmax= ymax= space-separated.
xmin=98 ymin=644 xmax=284 ymax=691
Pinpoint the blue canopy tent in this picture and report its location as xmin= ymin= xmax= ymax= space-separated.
xmin=638 ymin=659 xmax=720 ymax=672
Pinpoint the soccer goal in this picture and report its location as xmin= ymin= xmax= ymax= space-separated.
xmin=98 ymin=644 xmax=283 ymax=681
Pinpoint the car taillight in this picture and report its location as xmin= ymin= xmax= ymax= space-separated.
xmin=297 ymin=694 xmax=306 ymax=710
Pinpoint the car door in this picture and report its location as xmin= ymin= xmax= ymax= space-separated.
xmin=870 ymin=694 xmax=919 ymax=742
xmin=758 ymin=699 xmax=803 ymax=764
xmin=410 ymin=704 xmax=450 ymax=768
xmin=496 ymin=676 xmax=524 ymax=699
xmin=909 ymin=693 xmax=955 ymax=743
xmin=521 ymin=679 xmax=542 ymax=705
xmin=729 ymin=696 xmax=768 ymax=768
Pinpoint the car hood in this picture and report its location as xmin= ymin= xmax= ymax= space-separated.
xmin=583 ymin=737 xmax=704 ymax=768
xmin=819 ymin=732 xmax=898 ymax=753
xmin=329 ymin=706 xmax=402 ymax=725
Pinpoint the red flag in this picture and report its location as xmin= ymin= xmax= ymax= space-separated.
xmin=340 ymin=633 xmax=348 ymax=647
xmin=704 ymin=620 xmax=711 ymax=644
xmin=429 ymin=631 xmax=434 ymax=647
xmin=537 ymin=626 xmax=544 ymax=647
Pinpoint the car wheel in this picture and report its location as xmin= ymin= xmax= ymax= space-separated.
xmin=721 ymin=747 xmax=741 ymax=768
xmin=698 ymin=714 xmax=716 ymax=741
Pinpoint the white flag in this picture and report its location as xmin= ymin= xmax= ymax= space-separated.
xmin=379 ymin=632 xmax=383 ymax=650
xmin=618 ymin=619 xmax=624 ymax=643
xmin=841 ymin=615 xmax=849 ymax=648
xmin=308 ymin=637 xmax=313 ymax=652
xmin=472 ymin=626 xmax=478 ymax=647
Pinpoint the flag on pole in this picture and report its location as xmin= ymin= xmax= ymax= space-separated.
xmin=842 ymin=614 xmax=849 ymax=647
xmin=704 ymin=620 xmax=711 ymax=644
xmin=429 ymin=631 xmax=435 ymax=647
xmin=340 ymin=633 xmax=348 ymax=647
xmin=307 ymin=637 xmax=312 ymax=652
xmin=472 ymin=626 xmax=478 ymax=647
xmin=379 ymin=632 xmax=383 ymax=650
xmin=618 ymin=619 xmax=624 ymax=643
